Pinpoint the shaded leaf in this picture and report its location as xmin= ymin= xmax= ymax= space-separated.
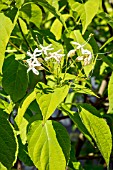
xmin=61 ymin=104 xmax=93 ymax=144
xmin=98 ymin=12 xmax=113 ymax=29
xmin=27 ymin=120 xmax=70 ymax=170
xmin=20 ymin=2 xmax=42 ymax=28
xmin=0 ymin=110 xmax=18 ymax=169
xmin=18 ymin=137 xmax=33 ymax=166
xmin=34 ymin=0 xmax=67 ymax=30
xmin=100 ymin=36 xmax=113 ymax=50
xmin=2 ymin=56 xmax=28 ymax=102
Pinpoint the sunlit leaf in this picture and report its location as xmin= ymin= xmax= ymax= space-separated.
xmin=108 ymin=72 xmax=113 ymax=113
xmin=0 ymin=162 xmax=7 ymax=170
xmin=71 ymin=84 xmax=98 ymax=97
xmin=27 ymin=120 xmax=70 ymax=170
xmin=15 ymin=90 xmax=36 ymax=127
xmin=15 ymin=0 xmax=25 ymax=8
xmin=0 ymin=9 xmax=18 ymax=73
xmin=71 ymin=0 xmax=99 ymax=34
xmin=0 ymin=110 xmax=18 ymax=169
xmin=79 ymin=104 xmax=112 ymax=167
xmin=36 ymin=84 xmax=69 ymax=122
xmin=51 ymin=14 xmax=71 ymax=40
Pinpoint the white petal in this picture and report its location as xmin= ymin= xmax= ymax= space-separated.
xmin=32 ymin=68 xmax=39 ymax=75
xmin=67 ymin=50 xmax=76 ymax=57
xmin=76 ymin=56 xmax=84 ymax=61
xmin=82 ymin=48 xmax=91 ymax=55
xmin=27 ymin=51 xmax=33 ymax=57
xmin=27 ymin=67 xmax=32 ymax=73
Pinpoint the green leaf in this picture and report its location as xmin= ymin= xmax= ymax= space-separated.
xmin=27 ymin=120 xmax=70 ymax=170
xmin=19 ymin=117 xmax=28 ymax=144
xmin=15 ymin=90 xmax=36 ymax=127
xmin=15 ymin=0 xmax=25 ymax=8
xmin=98 ymin=12 xmax=113 ymax=29
xmin=0 ymin=162 xmax=7 ymax=170
xmin=71 ymin=84 xmax=98 ymax=97
xmin=35 ymin=85 xmax=69 ymax=122
xmin=20 ymin=2 xmax=42 ymax=28
xmin=61 ymin=104 xmax=93 ymax=144
xmin=0 ymin=110 xmax=18 ymax=169
xmin=51 ymin=14 xmax=71 ymax=40
xmin=0 ymin=11 xmax=18 ymax=73
xmin=71 ymin=0 xmax=99 ymax=34
xmin=0 ymin=98 xmax=14 ymax=114
xmin=18 ymin=137 xmax=33 ymax=166
xmin=108 ymin=72 xmax=113 ymax=113
xmin=34 ymin=0 xmax=67 ymax=30
xmin=100 ymin=36 xmax=113 ymax=50
xmin=99 ymin=54 xmax=113 ymax=70
xmin=2 ymin=56 xmax=28 ymax=102
xmin=79 ymin=104 xmax=112 ymax=167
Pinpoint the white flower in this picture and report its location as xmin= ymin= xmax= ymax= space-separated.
xmin=39 ymin=44 xmax=54 ymax=56
xmin=67 ymin=49 xmax=76 ymax=58
xmin=76 ymin=56 xmax=84 ymax=61
xmin=81 ymin=48 xmax=92 ymax=65
xmin=45 ymin=50 xmax=65 ymax=63
xmin=81 ymin=48 xmax=91 ymax=55
xmin=26 ymin=57 xmax=41 ymax=75
xmin=27 ymin=48 xmax=42 ymax=58
xmin=83 ymin=54 xmax=92 ymax=66
xmin=71 ymin=42 xmax=84 ymax=50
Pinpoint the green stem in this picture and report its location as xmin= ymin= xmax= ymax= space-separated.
xmin=17 ymin=19 xmax=33 ymax=52
xmin=8 ymin=40 xmax=26 ymax=54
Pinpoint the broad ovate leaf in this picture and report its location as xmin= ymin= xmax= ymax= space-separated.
xmin=20 ymin=2 xmax=42 ymax=28
xmin=71 ymin=0 xmax=99 ymax=34
xmin=108 ymin=72 xmax=113 ymax=113
xmin=0 ymin=110 xmax=18 ymax=169
xmin=15 ymin=90 xmax=36 ymax=127
xmin=71 ymin=84 xmax=98 ymax=97
xmin=27 ymin=120 xmax=70 ymax=170
xmin=79 ymin=104 xmax=112 ymax=167
xmin=36 ymin=85 xmax=69 ymax=121
xmin=2 ymin=56 xmax=28 ymax=102
xmin=35 ymin=0 xmax=67 ymax=30
xmin=0 ymin=10 xmax=18 ymax=73
xmin=61 ymin=104 xmax=93 ymax=144
xmin=51 ymin=14 xmax=71 ymax=40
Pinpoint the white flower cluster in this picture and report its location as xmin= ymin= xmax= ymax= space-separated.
xmin=67 ymin=41 xmax=93 ymax=66
xmin=26 ymin=44 xmax=64 ymax=75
